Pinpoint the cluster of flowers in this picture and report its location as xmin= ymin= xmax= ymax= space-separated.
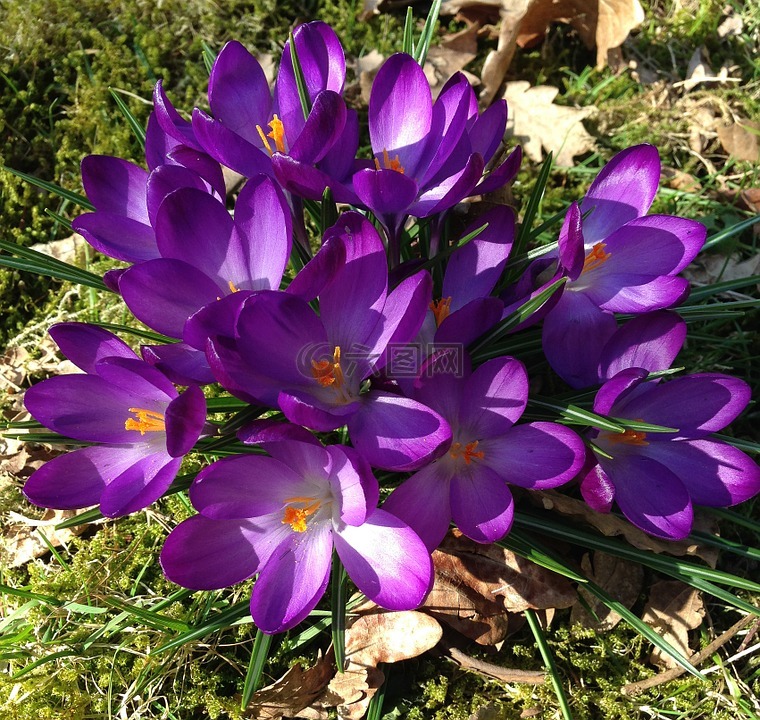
xmin=22 ymin=22 xmax=760 ymax=634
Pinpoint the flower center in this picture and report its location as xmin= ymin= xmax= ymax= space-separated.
xmin=311 ymin=346 xmax=345 ymax=388
xmin=124 ymin=408 xmax=166 ymax=435
xmin=256 ymin=114 xmax=287 ymax=155
xmin=607 ymin=428 xmax=649 ymax=446
xmin=449 ymin=440 xmax=485 ymax=465
xmin=430 ymin=297 xmax=452 ymax=327
xmin=581 ymin=242 xmax=611 ymax=274
xmin=281 ymin=496 xmax=322 ymax=533
xmin=374 ymin=148 xmax=405 ymax=174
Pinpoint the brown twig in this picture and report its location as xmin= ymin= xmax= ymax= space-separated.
xmin=445 ymin=645 xmax=546 ymax=685
xmin=622 ymin=614 xmax=755 ymax=696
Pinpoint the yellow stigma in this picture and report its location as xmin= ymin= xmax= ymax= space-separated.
xmin=256 ymin=114 xmax=286 ymax=156
xmin=608 ymin=428 xmax=649 ymax=446
xmin=281 ymin=496 xmax=322 ymax=533
xmin=429 ymin=297 xmax=452 ymax=327
xmin=311 ymin=346 xmax=344 ymax=388
xmin=374 ymin=148 xmax=405 ymax=174
xmin=124 ymin=408 xmax=166 ymax=435
xmin=450 ymin=440 xmax=485 ymax=465
xmin=228 ymin=280 xmax=240 ymax=294
xmin=581 ymin=242 xmax=611 ymax=274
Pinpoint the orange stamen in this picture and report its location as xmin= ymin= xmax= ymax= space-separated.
xmin=281 ymin=497 xmax=322 ymax=533
xmin=581 ymin=242 xmax=611 ymax=274
xmin=311 ymin=346 xmax=344 ymax=388
xmin=228 ymin=280 xmax=239 ymax=294
xmin=608 ymin=428 xmax=649 ymax=446
xmin=450 ymin=440 xmax=485 ymax=465
xmin=429 ymin=297 xmax=452 ymax=327
xmin=256 ymin=114 xmax=287 ymax=156
xmin=374 ymin=148 xmax=405 ymax=174
xmin=124 ymin=408 xmax=166 ymax=435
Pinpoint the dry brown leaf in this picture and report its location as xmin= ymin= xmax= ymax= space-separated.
xmin=503 ymin=82 xmax=597 ymax=166
xmin=571 ymin=551 xmax=644 ymax=631
xmin=318 ymin=608 xmax=443 ymax=719
xmin=717 ymin=119 xmax=760 ymax=163
xmin=641 ymin=580 xmax=705 ymax=669
xmin=423 ymin=531 xmax=575 ymax=644
xmin=243 ymin=651 xmax=336 ymax=719
xmin=30 ymin=233 xmax=88 ymax=265
xmin=685 ymin=251 xmax=760 ymax=288
xmin=530 ymin=490 xmax=719 ymax=567
xmin=516 ymin=0 xmax=645 ymax=69
xmin=2 ymin=508 xmax=89 ymax=567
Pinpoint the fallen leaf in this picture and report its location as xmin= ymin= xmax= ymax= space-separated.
xmin=717 ymin=13 xmax=743 ymax=38
xmin=681 ymin=47 xmax=714 ymax=92
xmin=571 ymin=551 xmax=644 ymax=631
xmin=357 ymin=49 xmax=385 ymax=105
xmin=318 ymin=608 xmax=443 ymax=719
xmin=243 ymin=651 xmax=335 ymax=719
xmin=503 ymin=82 xmax=597 ymax=166
xmin=423 ymin=531 xmax=576 ymax=644
xmin=684 ymin=252 xmax=760 ymax=289
xmin=717 ymin=119 xmax=760 ymax=163
xmin=641 ymin=580 xmax=705 ymax=669
xmin=30 ymin=233 xmax=88 ymax=265
xmin=530 ymin=490 xmax=719 ymax=567
xmin=2 ymin=508 xmax=90 ymax=567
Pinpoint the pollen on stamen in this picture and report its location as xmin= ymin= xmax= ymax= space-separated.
xmin=450 ymin=440 xmax=485 ymax=465
xmin=311 ymin=346 xmax=344 ymax=388
xmin=281 ymin=497 xmax=321 ymax=533
xmin=227 ymin=280 xmax=240 ymax=294
xmin=430 ymin=297 xmax=452 ymax=327
xmin=267 ymin=115 xmax=286 ymax=154
xmin=124 ymin=408 xmax=166 ymax=435
xmin=581 ymin=242 xmax=611 ymax=274
xmin=608 ymin=428 xmax=649 ymax=446
xmin=374 ymin=148 xmax=405 ymax=174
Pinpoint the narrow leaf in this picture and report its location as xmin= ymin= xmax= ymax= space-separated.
xmin=240 ymin=628 xmax=274 ymax=709
xmin=109 ymin=88 xmax=147 ymax=146
xmin=3 ymin=165 xmax=94 ymax=210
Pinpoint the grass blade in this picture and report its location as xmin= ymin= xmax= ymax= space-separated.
xmin=702 ymin=214 xmax=760 ymax=251
xmin=331 ymin=552 xmax=347 ymax=672
xmin=525 ymin=609 xmax=572 ymax=720
xmin=414 ymin=0 xmax=442 ymax=67
xmin=240 ymin=628 xmax=274 ymax=709
xmin=289 ymin=32 xmax=312 ymax=122
xmin=109 ymin=88 xmax=147 ymax=146
xmin=402 ymin=7 xmax=415 ymax=55
xmin=2 ymin=165 xmax=94 ymax=210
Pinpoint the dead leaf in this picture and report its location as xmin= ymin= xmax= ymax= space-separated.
xmin=2 ymin=508 xmax=90 ymax=567
xmin=319 ymin=608 xmax=443 ymax=719
xmin=530 ymin=490 xmax=719 ymax=567
xmin=243 ymin=651 xmax=336 ymax=719
xmin=358 ymin=50 xmax=385 ymax=105
xmin=717 ymin=13 xmax=743 ymax=38
xmin=641 ymin=580 xmax=705 ymax=669
xmin=571 ymin=551 xmax=644 ymax=631
xmin=30 ymin=233 xmax=87 ymax=265
xmin=503 ymin=82 xmax=597 ymax=166
xmin=423 ymin=531 xmax=575 ymax=644
xmin=684 ymin=251 xmax=760 ymax=289
xmin=717 ymin=119 xmax=760 ymax=163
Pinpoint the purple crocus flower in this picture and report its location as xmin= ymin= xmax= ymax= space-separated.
xmin=160 ymin=429 xmax=433 ymax=634
xmin=23 ymin=323 xmax=207 ymax=518
xmin=191 ymin=22 xmax=351 ymax=183
xmin=383 ymin=355 xmax=586 ymax=551
xmin=206 ymin=211 xmax=451 ymax=471
xmin=582 ymin=368 xmax=760 ymax=540
xmin=116 ymin=174 xmax=292 ymax=384
xmin=541 ymin=145 xmax=706 ymax=387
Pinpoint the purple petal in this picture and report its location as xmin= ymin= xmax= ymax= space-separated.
xmin=160 ymin=514 xmax=261 ymax=590
xmin=99 ymin=453 xmax=181 ymax=517
xmin=475 ymin=145 xmax=522 ymax=195
xmin=49 ymin=322 xmax=137 ymax=373
xmin=153 ymin=80 xmax=200 ymax=150
xmin=190 ymin=454 xmax=308 ymax=520
xmin=410 ymin=152 xmax=484 ymax=218
xmin=599 ymin=453 xmax=693 ymax=540
xmin=480 ymin=422 xmax=585 ymax=488
xmin=442 ymin=206 xmax=515 ymax=310
xmin=73 ymin=212 xmax=157 ymax=263
xmin=93 ymin=355 xmax=177 ymax=401
xmin=165 ymin=385 xmax=206 ymax=457
xmin=145 ymin=163 xmax=213 ymax=227
xmin=593 ymin=368 xmax=649 ymax=415
xmin=192 ymin=108 xmax=273 ymax=178
xmin=208 ymin=40 xmax=272 ymax=146
xmin=145 ymin=111 xmax=182 ymax=170
xmin=435 ymin=297 xmax=503 ymax=347
xmin=557 ymin=202 xmax=584 ymax=280
xmin=166 ymin=145 xmax=227 ymax=198
xmin=450 ymin=466 xmax=515 ymax=543
xmin=334 ymin=508 xmax=433 ymax=609
xmin=599 ymin=311 xmax=686 ymax=382
xmin=614 ymin=374 xmax=752 ymax=439
xmin=278 ymin=388 xmax=360 ymax=432
xmin=273 ymin=153 xmax=358 ymax=203
xmin=80 ymin=155 xmax=149 ymax=221
xmin=119 ymin=259 xmax=221 ymax=338
xmin=542 ymin=291 xmax=618 ymax=389
xmin=382 ymin=463 xmax=452 ymax=552
xmin=580 ymin=459 xmax=616 ymax=513
xmin=23 ymin=445 xmax=123 ymax=510
xmin=288 ymin=91 xmax=347 ymax=165
xmin=286 ymin=234 xmax=347 ymax=302
xmin=646 ymin=438 xmax=760 ymax=507
xmin=369 ymin=54 xmax=432 ymax=174
xmin=329 ymin=444 xmax=379 ymax=525
xmin=233 ymin=174 xmax=292 ymax=290
xmin=580 ymin=144 xmax=660 ymax=243
xmin=24 ymin=374 xmax=149 ymax=443
xmin=251 ymin=523 xmax=332 ymax=633
xmin=352 ymin=167 xmax=419 ymax=216
xmin=459 ymin=356 xmax=528 ymax=437
xmin=468 ymin=99 xmax=507 ymax=163
xmin=348 ymin=391 xmax=451 ymax=471
xmin=318 ymin=107 xmax=359 ymax=181
xmin=141 ymin=342 xmax=216 ymax=386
